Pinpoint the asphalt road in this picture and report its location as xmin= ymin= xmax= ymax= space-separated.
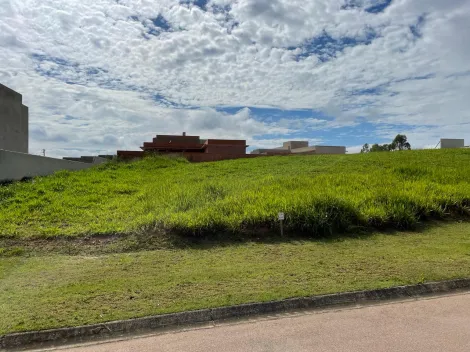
xmin=47 ymin=292 xmax=470 ymax=352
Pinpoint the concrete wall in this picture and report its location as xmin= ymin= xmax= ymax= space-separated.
xmin=0 ymin=150 xmax=107 ymax=182
xmin=251 ymin=148 xmax=290 ymax=155
xmin=283 ymin=141 xmax=308 ymax=150
xmin=289 ymin=146 xmax=316 ymax=154
xmin=63 ymin=156 xmax=111 ymax=163
xmin=440 ymin=139 xmax=465 ymax=149
xmin=252 ymin=142 xmax=346 ymax=155
xmin=313 ymin=146 xmax=346 ymax=154
xmin=0 ymin=84 xmax=28 ymax=153
xmin=278 ymin=145 xmax=346 ymax=155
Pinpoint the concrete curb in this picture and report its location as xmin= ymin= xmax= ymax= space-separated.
xmin=2 ymin=278 xmax=470 ymax=350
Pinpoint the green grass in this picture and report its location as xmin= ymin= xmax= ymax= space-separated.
xmin=2 ymin=151 xmax=470 ymax=334
xmin=1 ymin=149 xmax=470 ymax=238
xmin=1 ymin=221 xmax=470 ymax=334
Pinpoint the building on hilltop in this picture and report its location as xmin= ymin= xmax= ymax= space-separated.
xmin=439 ymin=139 xmax=465 ymax=149
xmin=117 ymin=133 xmax=251 ymax=162
xmin=118 ymin=134 xmax=347 ymax=163
xmin=251 ymin=141 xmax=346 ymax=155
xmin=141 ymin=133 xmax=247 ymax=154
xmin=0 ymin=83 xmax=28 ymax=153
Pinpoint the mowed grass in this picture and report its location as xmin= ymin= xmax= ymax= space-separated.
xmin=1 ymin=149 xmax=470 ymax=239
xmin=1 ymin=221 xmax=470 ymax=334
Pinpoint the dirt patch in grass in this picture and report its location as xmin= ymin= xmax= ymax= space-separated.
xmin=1 ymin=219 xmax=467 ymax=257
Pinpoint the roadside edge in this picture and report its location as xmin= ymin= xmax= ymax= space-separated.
xmin=2 ymin=278 xmax=470 ymax=350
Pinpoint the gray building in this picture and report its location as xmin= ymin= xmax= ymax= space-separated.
xmin=440 ymin=139 xmax=465 ymax=149
xmin=0 ymin=83 xmax=28 ymax=153
xmin=251 ymin=141 xmax=346 ymax=155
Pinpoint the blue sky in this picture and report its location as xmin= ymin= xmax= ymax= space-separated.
xmin=1 ymin=0 xmax=469 ymax=157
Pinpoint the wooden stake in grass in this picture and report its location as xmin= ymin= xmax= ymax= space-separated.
xmin=278 ymin=212 xmax=284 ymax=237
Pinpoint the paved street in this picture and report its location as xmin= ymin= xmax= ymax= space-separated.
xmin=47 ymin=292 xmax=470 ymax=352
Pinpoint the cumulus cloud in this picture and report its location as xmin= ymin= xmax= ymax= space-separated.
xmin=1 ymin=0 xmax=469 ymax=156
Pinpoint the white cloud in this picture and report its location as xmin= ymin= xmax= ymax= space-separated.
xmin=1 ymin=71 xmax=290 ymax=157
xmin=1 ymin=0 xmax=470 ymax=155
xmin=346 ymin=145 xmax=364 ymax=154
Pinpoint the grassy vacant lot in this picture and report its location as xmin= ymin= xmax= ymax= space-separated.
xmin=1 ymin=221 xmax=470 ymax=335
xmin=1 ymin=150 xmax=470 ymax=335
xmin=1 ymin=149 xmax=470 ymax=238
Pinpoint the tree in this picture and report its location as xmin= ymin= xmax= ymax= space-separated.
xmin=365 ymin=135 xmax=412 ymax=153
xmin=390 ymin=134 xmax=411 ymax=151
xmin=370 ymin=143 xmax=391 ymax=152
xmin=360 ymin=143 xmax=370 ymax=153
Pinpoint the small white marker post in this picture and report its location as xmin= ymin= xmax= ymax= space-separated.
xmin=278 ymin=212 xmax=285 ymax=237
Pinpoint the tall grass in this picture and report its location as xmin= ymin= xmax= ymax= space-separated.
xmin=1 ymin=149 xmax=470 ymax=239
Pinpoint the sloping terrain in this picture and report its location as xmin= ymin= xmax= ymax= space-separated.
xmin=1 ymin=149 xmax=470 ymax=239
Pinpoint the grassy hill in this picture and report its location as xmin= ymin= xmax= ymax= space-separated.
xmin=2 ymin=149 xmax=470 ymax=335
xmin=1 ymin=149 xmax=470 ymax=239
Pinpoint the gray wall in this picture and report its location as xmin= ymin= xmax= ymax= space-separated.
xmin=289 ymin=146 xmax=346 ymax=154
xmin=0 ymin=150 xmax=107 ymax=182
xmin=0 ymin=84 xmax=28 ymax=153
xmin=289 ymin=146 xmax=316 ymax=154
xmin=313 ymin=146 xmax=347 ymax=154
xmin=440 ymin=139 xmax=465 ymax=149
xmin=250 ymin=148 xmax=290 ymax=155
xmin=283 ymin=141 xmax=309 ymax=150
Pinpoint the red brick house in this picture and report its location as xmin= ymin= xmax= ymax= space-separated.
xmin=117 ymin=133 xmax=256 ymax=162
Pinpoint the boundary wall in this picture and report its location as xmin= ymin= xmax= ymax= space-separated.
xmin=0 ymin=150 xmax=107 ymax=182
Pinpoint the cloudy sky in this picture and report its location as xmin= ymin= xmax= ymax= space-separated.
xmin=1 ymin=0 xmax=469 ymax=157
